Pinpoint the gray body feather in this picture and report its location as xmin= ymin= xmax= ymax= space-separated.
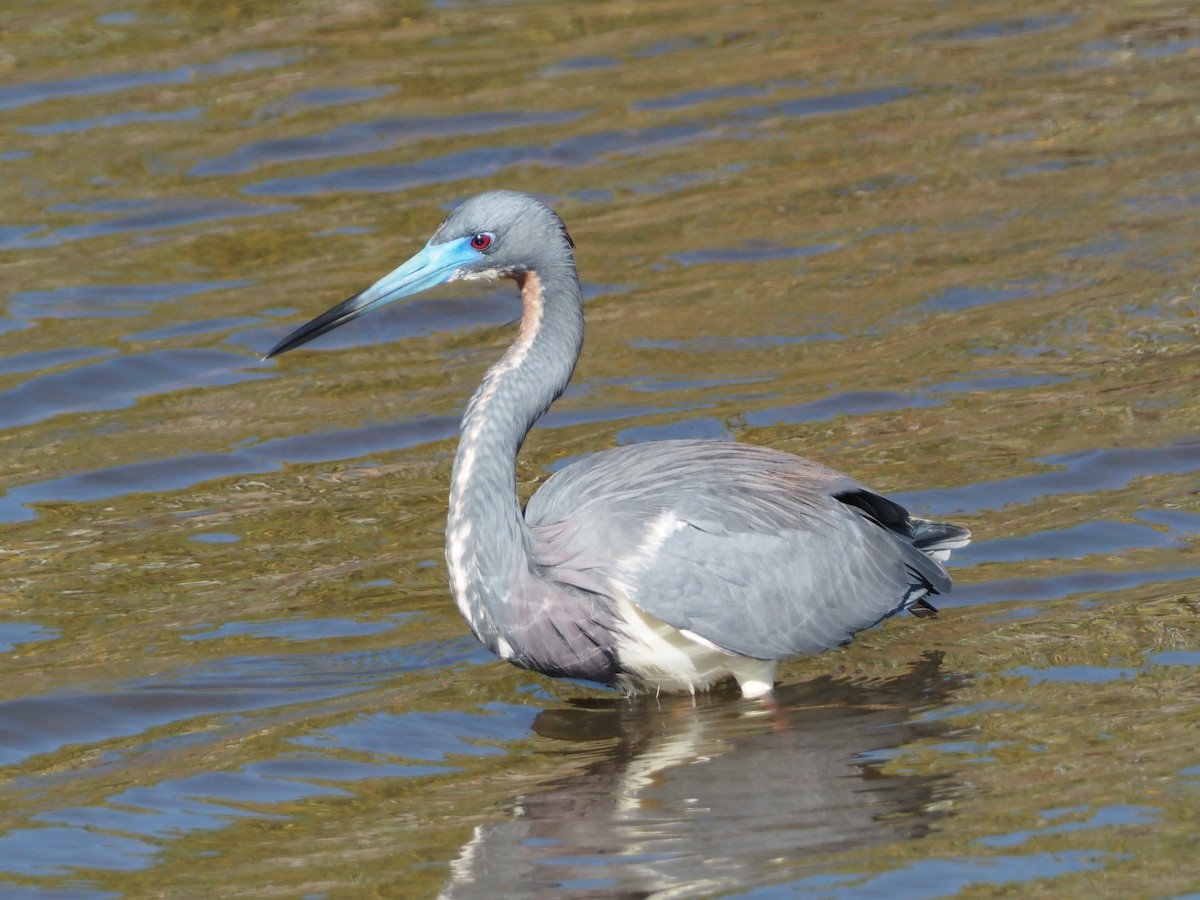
xmin=525 ymin=440 xmax=963 ymax=662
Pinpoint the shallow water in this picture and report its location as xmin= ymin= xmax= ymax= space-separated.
xmin=1 ymin=1 xmax=1198 ymax=896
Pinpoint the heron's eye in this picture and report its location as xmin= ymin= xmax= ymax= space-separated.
xmin=470 ymin=232 xmax=493 ymax=251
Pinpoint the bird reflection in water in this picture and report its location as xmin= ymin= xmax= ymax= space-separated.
xmin=440 ymin=652 xmax=963 ymax=898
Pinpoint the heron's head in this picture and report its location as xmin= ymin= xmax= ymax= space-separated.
xmin=264 ymin=190 xmax=575 ymax=359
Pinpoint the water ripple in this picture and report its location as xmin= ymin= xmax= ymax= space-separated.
xmin=0 ymin=349 xmax=268 ymax=431
xmin=192 ymin=110 xmax=583 ymax=177
xmin=895 ymin=441 xmax=1200 ymax=514
xmin=1 ymin=199 xmax=291 ymax=250
xmin=0 ymin=50 xmax=300 ymax=112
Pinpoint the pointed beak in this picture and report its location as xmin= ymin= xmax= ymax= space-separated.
xmin=264 ymin=237 xmax=478 ymax=359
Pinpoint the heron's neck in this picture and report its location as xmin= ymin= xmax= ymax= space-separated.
xmin=446 ymin=267 xmax=582 ymax=635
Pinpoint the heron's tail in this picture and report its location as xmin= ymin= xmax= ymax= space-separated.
xmin=904 ymin=519 xmax=970 ymax=618
xmin=911 ymin=519 xmax=972 ymax=562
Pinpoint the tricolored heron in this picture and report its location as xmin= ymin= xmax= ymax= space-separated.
xmin=266 ymin=191 xmax=970 ymax=698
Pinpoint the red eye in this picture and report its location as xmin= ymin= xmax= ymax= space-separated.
xmin=470 ymin=232 xmax=493 ymax=251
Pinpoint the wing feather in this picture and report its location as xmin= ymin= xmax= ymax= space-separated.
xmin=525 ymin=440 xmax=966 ymax=661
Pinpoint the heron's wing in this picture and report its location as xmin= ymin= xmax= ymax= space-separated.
xmin=525 ymin=440 xmax=967 ymax=660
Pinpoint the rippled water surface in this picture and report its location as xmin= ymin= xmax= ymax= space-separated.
xmin=2 ymin=1 xmax=1198 ymax=896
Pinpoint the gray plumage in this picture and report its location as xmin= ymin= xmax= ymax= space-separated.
xmin=266 ymin=190 xmax=970 ymax=697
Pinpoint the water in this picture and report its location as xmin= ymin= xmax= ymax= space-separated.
xmin=1 ymin=1 xmax=1198 ymax=896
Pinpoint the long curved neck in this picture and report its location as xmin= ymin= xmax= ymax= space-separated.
xmin=445 ymin=266 xmax=583 ymax=646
